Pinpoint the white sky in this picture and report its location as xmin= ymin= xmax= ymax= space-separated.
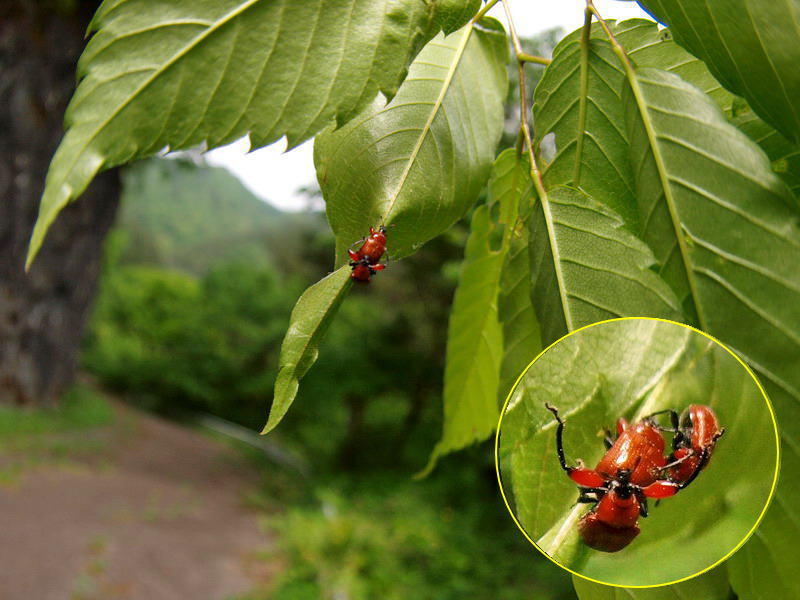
xmin=205 ymin=0 xmax=651 ymax=211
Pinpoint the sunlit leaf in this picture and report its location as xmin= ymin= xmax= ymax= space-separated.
xmin=422 ymin=149 xmax=532 ymax=473
xmin=624 ymin=66 xmax=800 ymax=415
xmin=315 ymin=18 xmax=508 ymax=263
xmin=498 ymin=228 xmax=541 ymax=405
xmin=534 ymin=18 xmax=735 ymax=229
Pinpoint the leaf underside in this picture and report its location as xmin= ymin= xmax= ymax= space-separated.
xmin=638 ymin=0 xmax=800 ymax=143
xmin=29 ymin=0 xmax=480 ymax=265
xmin=315 ymin=17 xmax=509 ymax=263
xmin=528 ymin=186 xmax=681 ymax=345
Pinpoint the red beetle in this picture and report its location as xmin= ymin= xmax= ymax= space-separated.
xmin=668 ymin=404 xmax=725 ymax=484
xmin=348 ymin=226 xmax=388 ymax=282
xmin=544 ymin=404 xmax=719 ymax=552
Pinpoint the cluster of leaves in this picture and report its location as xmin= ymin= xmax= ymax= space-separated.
xmin=30 ymin=1 xmax=800 ymax=598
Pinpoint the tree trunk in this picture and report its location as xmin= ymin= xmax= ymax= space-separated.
xmin=0 ymin=1 xmax=119 ymax=407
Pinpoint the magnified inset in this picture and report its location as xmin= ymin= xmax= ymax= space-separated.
xmin=496 ymin=318 xmax=779 ymax=588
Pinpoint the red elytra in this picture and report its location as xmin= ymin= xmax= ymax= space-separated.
xmin=544 ymin=403 xmax=721 ymax=553
xmin=594 ymin=418 xmax=668 ymax=487
xmin=348 ymin=226 xmax=388 ymax=282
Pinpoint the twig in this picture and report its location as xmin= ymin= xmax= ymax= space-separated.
xmin=500 ymin=0 xmax=547 ymax=199
xmin=473 ymin=0 xmax=501 ymax=23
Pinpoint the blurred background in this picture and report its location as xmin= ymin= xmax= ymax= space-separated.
xmin=0 ymin=1 xmax=647 ymax=598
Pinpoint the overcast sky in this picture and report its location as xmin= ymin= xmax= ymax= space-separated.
xmin=205 ymin=0 xmax=652 ymax=211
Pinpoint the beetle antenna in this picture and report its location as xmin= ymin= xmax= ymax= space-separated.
xmin=545 ymin=403 xmax=570 ymax=474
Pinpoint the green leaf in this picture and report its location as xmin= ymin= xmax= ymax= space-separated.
xmin=638 ymin=0 xmax=800 ymax=143
xmin=499 ymin=320 xmax=777 ymax=586
xmin=732 ymin=104 xmax=800 ymax=198
xmin=528 ymin=186 xmax=681 ymax=345
xmin=573 ymin=568 xmax=730 ymax=599
xmin=315 ymin=18 xmax=509 ymax=264
xmin=726 ymin=384 xmax=800 ymax=599
xmin=498 ymin=228 xmax=541 ymax=405
xmin=29 ymin=0 xmax=459 ymax=266
xmin=533 ymin=25 xmax=637 ymax=225
xmin=623 ymin=66 xmax=800 ymax=595
xmin=434 ymin=0 xmax=482 ymax=35
xmin=623 ymin=66 xmax=800 ymax=413
xmin=263 ymin=266 xmax=351 ymax=434
xmin=533 ymin=18 xmax=734 ymax=229
xmin=421 ymin=149 xmax=534 ymax=474
xmin=419 ymin=203 xmax=504 ymax=475
xmin=491 ymin=149 xmax=541 ymax=405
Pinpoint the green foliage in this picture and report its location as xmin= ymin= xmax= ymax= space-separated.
xmin=639 ymin=0 xmax=800 ymax=143
xmin=28 ymin=0 xmax=482 ymax=264
xmin=258 ymin=467 xmax=573 ymax=600
xmin=85 ymin=260 xmax=297 ymax=423
xmin=268 ymin=18 xmax=510 ymax=434
xmin=499 ymin=320 xmax=777 ymax=586
xmin=421 ymin=204 xmax=504 ymax=474
xmin=423 ymin=149 xmax=536 ymax=473
xmin=534 ymin=28 xmax=637 ymax=225
xmin=315 ymin=17 xmax=509 ymax=262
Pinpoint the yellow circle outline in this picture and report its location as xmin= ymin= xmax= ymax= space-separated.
xmin=493 ymin=316 xmax=781 ymax=589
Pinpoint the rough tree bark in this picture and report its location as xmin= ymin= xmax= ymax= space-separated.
xmin=0 ymin=1 xmax=120 ymax=407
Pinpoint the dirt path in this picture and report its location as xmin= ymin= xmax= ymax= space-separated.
xmin=0 ymin=402 xmax=273 ymax=600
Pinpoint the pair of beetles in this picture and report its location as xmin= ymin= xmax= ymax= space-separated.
xmin=544 ymin=403 xmax=724 ymax=552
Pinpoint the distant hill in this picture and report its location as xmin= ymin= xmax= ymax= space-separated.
xmin=117 ymin=158 xmax=331 ymax=277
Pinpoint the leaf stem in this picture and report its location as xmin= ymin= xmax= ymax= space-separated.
xmin=519 ymin=53 xmax=551 ymax=66
xmin=586 ymin=0 xmax=708 ymax=330
xmin=502 ymin=0 xmax=572 ymax=330
xmin=500 ymin=0 xmax=546 ymax=200
xmin=573 ymin=7 xmax=592 ymax=185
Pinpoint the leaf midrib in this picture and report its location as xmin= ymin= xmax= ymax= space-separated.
xmin=626 ymin=71 xmax=707 ymax=330
xmin=382 ymin=25 xmax=474 ymax=223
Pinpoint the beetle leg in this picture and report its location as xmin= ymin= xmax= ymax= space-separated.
xmin=660 ymin=450 xmax=695 ymax=471
xmin=577 ymin=487 xmax=606 ymax=504
xmin=348 ymin=237 xmax=367 ymax=251
xmin=645 ymin=409 xmax=681 ymax=435
xmin=635 ymin=489 xmax=649 ymax=518
xmin=673 ymin=429 xmax=725 ymax=490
